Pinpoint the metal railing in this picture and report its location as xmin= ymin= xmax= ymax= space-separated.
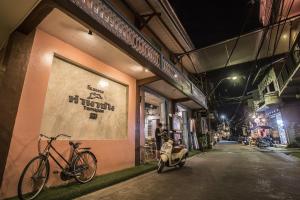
xmin=69 ymin=0 xmax=207 ymax=108
xmin=277 ymin=32 xmax=300 ymax=93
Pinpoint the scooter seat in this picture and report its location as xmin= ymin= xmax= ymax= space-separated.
xmin=172 ymin=146 xmax=183 ymax=153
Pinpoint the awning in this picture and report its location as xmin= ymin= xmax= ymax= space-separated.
xmin=144 ymin=79 xmax=204 ymax=110
xmin=192 ymin=17 xmax=300 ymax=72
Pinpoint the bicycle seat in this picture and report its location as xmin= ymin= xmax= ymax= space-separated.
xmin=69 ymin=141 xmax=81 ymax=149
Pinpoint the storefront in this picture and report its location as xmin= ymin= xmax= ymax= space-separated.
xmin=266 ymin=108 xmax=288 ymax=144
xmin=0 ymin=0 xmax=207 ymax=198
xmin=144 ymin=91 xmax=167 ymax=139
xmin=172 ymin=104 xmax=200 ymax=150
xmin=0 ymin=9 xmax=142 ymax=197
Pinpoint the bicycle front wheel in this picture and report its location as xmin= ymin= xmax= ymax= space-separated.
xmin=73 ymin=151 xmax=97 ymax=183
xmin=18 ymin=155 xmax=50 ymax=200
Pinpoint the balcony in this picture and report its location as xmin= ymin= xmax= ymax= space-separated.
xmin=64 ymin=0 xmax=207 ymax=108
xmin=277 ymin=32 xmax=300 ymax=95
xmin=256 ymin=91 xmax=281 ymax=112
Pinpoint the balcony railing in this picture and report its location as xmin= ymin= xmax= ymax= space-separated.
xmin=277 ymin=32 xmax=300 ymax=94
xmin=69 ymin=0 xmax=207 ymax=108
xmin=255 ymin=91 xmax=281 ymax=112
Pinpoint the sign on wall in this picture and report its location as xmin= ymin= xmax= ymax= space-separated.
xmin=40 ymin=57 xmax=128 ymax=139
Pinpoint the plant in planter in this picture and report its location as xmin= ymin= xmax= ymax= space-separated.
xmin=198 ymin=134 xmax=208 ymax=152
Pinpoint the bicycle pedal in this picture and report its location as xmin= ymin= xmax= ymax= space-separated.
xmin=53 ymin=170 xmax=60 ymax=174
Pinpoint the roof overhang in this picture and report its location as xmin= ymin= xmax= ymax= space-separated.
xmin=143 ymin=79 xmax=204 ymax=110
xmin=194 ymin=16 xmax=300 ymax=72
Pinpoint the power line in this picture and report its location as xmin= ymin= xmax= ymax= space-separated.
xmin=209 ymin=1 xmax=256 ymax=114
xmin=229 ymin=0 xmax=280 ymax=123
xmin=272 ymin=0 xmax=295 ymax=56
xmin=223 ymin=1 xmax=255 ymax=68
xmin=230 ymin=0 xmax=295 ymax=123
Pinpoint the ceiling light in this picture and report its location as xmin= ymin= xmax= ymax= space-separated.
xmin=130 ymin=66 xmax=143 ymax=72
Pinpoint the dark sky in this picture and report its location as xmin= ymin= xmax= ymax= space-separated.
xmin=169 ymin=0 xmax=262 ymax=48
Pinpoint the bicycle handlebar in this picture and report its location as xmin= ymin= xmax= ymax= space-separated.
xmin=40 ymin=133 xmax=71 ymax=140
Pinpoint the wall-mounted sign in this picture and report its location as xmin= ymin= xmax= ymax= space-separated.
xmin=40 ymin=57 xmax=128 ymax=140
xmin=68 ymin=84 xmax=115 ymax=120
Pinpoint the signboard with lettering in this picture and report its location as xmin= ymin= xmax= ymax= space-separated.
xmin=40 ymin=57 xmax=128 ymax=139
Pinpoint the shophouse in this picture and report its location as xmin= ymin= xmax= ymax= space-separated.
xmin=246 ymin=0 xmax=300 ymax=144
xmin=0 ymin=0 xmax=207 ymax=198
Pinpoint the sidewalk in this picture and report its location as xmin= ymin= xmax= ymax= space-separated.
xmin=251 ymin=145 xmax=300 ymax=160
xmin=7 ymin=150 xmax=202 ymax=200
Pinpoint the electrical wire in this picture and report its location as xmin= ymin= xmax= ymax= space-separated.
xmin=266 ymin=0 xmax=284 ymax=57
xmin=212 ymin=1 xmax=256 ymax=117
xmin=229 ymin=0 xmax=279 ymax=123
xmin=272 ymin=0 xmax=295 ymax=56
xmin=230 ymin=0 xmax=295 ymax=123
xmin=272 ymin=0 xmax=285 ymax=56
xmin=223 ymin=1 xmax=255 ymax=68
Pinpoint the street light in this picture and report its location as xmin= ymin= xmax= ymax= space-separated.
xmin=220 ymin=114 xmax=226 ymax=123
xmin=208 ymin=76 xmax=240 ymax=97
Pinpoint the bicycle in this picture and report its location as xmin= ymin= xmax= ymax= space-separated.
xmin=17 ymin=134 xmax=97 ymax=200
xmin=140 ymin=138 xmax=157 ymax=163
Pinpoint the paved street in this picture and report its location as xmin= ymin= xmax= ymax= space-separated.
xmin=77 ymin=142 xmax=300 ymax=200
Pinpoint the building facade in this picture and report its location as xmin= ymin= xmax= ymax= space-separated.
xmin=0 ymin=0 xmax=207 ymax=198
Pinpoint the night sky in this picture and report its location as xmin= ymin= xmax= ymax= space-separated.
xmin=169 ymin=0 xmax=261 ymax=48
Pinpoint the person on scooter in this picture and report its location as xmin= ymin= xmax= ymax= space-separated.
xmin=155 ymin=123 xmax=163 ymax=150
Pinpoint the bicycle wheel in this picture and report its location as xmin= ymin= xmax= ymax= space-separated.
xmin=73 ymin=151 xmax=97 ymax=183
xmin=18 ymin=156 xmax=49 ymax=200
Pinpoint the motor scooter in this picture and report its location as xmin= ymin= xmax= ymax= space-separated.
xmin=157 ymin=136 xmax=188 ymax=173
xmin=257 ymin=137 xmax=273 ymax=148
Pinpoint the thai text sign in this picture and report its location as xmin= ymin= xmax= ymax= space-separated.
xmin=40 ymin=57 xmax=128 ymax=139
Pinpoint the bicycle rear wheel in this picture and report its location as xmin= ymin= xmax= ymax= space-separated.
xmin=73 ymin=151 xmax=97 ymax=183
xmin=18 ymin=156 xmax=49 ymax=200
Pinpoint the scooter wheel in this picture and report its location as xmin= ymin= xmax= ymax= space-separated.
xmin=179 ymin=154 xmax=188 ymax=168
xmin=157 ymin=159 xmax=165 ymax=173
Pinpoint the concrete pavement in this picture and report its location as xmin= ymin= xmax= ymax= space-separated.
xmin=77 ymin=142 xmax=300 ymax=200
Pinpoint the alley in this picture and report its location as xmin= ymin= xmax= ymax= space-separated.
xmin=78 ymin=143 xmax=300 ymax=200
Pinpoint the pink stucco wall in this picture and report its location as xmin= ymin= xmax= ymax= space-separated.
xmin=0 ymin=29 xmax=136 ymax=198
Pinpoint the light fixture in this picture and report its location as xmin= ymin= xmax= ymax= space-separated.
xmin=98 ymin=80 xmax=109 ymax=88
xmin=130 ymin=65 xmax=143 ymax=72
xmin=174 ymin=74 xmax=178 ymax=78
xmin=88 ymin=30 xmax=93 ymax=35
xmin=221 ymin=115 xmax=226 ymax=119
xmin=282 ymin=34 xmax=288 ymax=39
xmin=277 ymin=119 xmax=284 ymax=126
xmin=145 ymin=68 xmax=149 ymax=72
xmin=231 ymin=76 xmax=238 ymax=80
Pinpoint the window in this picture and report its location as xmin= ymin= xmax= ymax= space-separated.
xmin=269 ymin=82 xmax=275 ymax=92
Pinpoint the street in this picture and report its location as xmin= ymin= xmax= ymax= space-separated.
xmin=77 ymin=142 xmax=300 ymax=200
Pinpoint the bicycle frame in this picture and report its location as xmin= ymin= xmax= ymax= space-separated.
xmin=40 ymin=139 xmax=77 ymax=171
